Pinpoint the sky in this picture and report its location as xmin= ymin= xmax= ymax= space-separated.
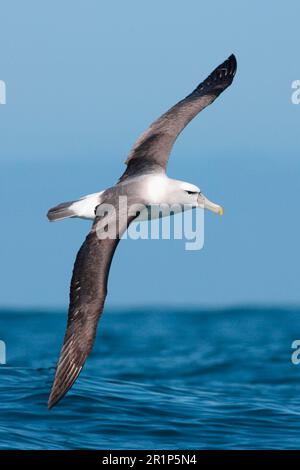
xmin=0 ymin=0 xmax=300 ymax=308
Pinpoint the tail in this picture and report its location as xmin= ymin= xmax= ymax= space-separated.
xmin=47 ymin=200 xmax=77 ymax=222
xmin=47 ymin=191 xmax=104 ymax=222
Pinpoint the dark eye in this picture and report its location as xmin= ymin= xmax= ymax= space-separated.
xmin=186 ymin=190 xmax=197 ymax=195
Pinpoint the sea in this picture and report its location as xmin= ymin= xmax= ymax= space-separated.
xmin=0 ymin=306 xmax=300 ymax=450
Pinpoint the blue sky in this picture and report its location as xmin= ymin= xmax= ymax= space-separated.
xmin=1 ymin=1 xmax=300 ymax=308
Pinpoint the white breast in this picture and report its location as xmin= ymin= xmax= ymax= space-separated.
xmin=143 ymin=175 xmax=170 ymax=204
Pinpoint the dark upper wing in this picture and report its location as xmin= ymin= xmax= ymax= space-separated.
xmin=48 ymin=200 xmax=136 ymax=409
xmin=119 ymin=54 xmax=237 ymax=182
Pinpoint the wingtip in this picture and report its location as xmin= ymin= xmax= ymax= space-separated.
xmin=224 ymin=53 xmax=237 ymax=70
xmin=47 ymin=380 xmax=66 ymax=409
xmin=47 ymin=379 xmax=70 ymax=409
xmin=47 ymin=392 xmax=58 ymax=410
xmin=215 ymin=53 xmax=237 ymax=81
xmin=228 ymin=53 xmax=237 ymax=68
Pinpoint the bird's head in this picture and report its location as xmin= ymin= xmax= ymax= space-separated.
xmin=178 ymin=181 xmax=224 ymax=216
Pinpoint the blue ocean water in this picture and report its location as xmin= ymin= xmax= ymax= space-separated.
xmin=0 ymin=307 xmax=300 ymax=450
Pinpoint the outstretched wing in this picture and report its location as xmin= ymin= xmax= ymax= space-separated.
xmin=119 ymin=54 xmax=237 ymax=182
xmin=48 ymin=199 xmax=136 ymax=408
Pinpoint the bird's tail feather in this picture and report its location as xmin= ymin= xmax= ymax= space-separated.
xmin=47 ymin=201 xmax=76 ymax=222
xmin=47 ymin=191 xmax=104 ymax=222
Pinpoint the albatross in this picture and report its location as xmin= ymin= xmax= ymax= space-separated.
xmin=47 ymin=54 xmax=237 ymax=408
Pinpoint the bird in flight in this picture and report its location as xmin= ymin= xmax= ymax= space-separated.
xmin=47 ymin=54 xmax=237 ymax=408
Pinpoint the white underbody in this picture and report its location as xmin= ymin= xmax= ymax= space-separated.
xmin=69 ymin=175 xmax=201 ymax=221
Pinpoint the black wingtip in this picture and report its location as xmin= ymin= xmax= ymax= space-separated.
xmin=216 ymin=53 xmax=237 ymax=78
xmin=227 ymin=53 xmax=237 ymax=72
xmin=195 ymin=53 xmax=237 ymax=96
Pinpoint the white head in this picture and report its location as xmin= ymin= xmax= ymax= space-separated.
xmin=143 ymin=175 xmax=223 ymax=215
xmin=168 ymin=179 xmax=224 ymax=215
